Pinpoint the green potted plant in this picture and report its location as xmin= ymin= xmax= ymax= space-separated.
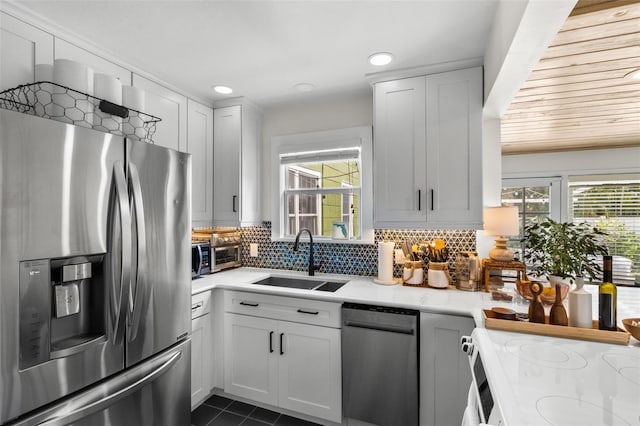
xmin=522 ymin=217 xmax=609 ymax=285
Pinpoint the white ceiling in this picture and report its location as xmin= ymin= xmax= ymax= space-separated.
xmin=16 ymin=0 xmax=499 ymax=107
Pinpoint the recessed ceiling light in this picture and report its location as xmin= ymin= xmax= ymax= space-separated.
xmin=368 ymin=52 xmax=393 ymax=66
xmin=213 ymin=85 xmax=233 ymax=95
xmin=293 ymin=83 xmax=315 ymax=93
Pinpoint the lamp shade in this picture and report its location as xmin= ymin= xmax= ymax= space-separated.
xmin=483 ymin=206 xmax=519 ymax=236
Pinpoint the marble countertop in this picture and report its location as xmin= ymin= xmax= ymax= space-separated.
xmin=193 ymin=267 xmax=640 ymax=425
xmin=192 ymin=267 xmax=640 ymax=333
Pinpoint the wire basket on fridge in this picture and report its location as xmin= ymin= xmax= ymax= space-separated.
xmin=0 ymin=82 xmax=161 ymax=144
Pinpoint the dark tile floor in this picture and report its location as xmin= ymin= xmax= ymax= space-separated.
xmin=191 ymin=395 xmax=321 ymax=426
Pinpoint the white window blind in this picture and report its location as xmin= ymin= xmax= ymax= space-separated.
xmin=569 ymin=174 xmax=640 ymax=285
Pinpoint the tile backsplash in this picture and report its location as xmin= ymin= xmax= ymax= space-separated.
xmin=240 ymin=222 xmax=476 ymax=278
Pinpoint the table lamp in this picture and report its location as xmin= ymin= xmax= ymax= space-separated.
xmin=483 ymin=206 xmax=519 ymax=262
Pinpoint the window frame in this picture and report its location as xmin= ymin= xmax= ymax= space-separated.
xmin=271 ymin=126 xmax=374 ymax=243
xmin=286 ymin=165 xmax=322 ymax=235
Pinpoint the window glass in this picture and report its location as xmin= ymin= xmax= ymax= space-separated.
xmin=569 ymin=174 xmax=640 ymax=284
xmin=283 ymin=159 xmax=361 ymax=239
xmin=501 ymin=178 xmax=561 ymax=260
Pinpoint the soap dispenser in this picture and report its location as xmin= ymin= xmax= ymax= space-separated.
xmin=569 ymin=276 xmax=593 ymax=328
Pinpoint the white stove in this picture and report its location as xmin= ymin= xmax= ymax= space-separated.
xmin=464 ymin=328 xmax=640 ymax=426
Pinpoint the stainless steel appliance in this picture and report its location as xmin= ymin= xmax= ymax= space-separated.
xmin=192 ymin=242 xmax=211 ymax=277
xmin=0 ymin=109 xmax=192 ymax=425
xmin=193 ymin=228 xmax=241 ymax=272
xmin=342 ymin=303 xmax=419 ymax=426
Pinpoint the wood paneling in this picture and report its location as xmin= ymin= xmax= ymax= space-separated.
xmin=502 ymin=0 xmax=640 ymax=154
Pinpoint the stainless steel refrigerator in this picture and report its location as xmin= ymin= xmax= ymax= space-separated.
xmin=0 ymin=108 xmax=192 ymax=425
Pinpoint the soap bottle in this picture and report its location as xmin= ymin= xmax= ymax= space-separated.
xmin=568 ymin=276 xmax=592 ymax=328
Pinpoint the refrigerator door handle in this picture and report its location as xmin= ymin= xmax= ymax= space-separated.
xmin=110 ymin=162 xmax=131 ymax=345
xmin=31 ymin=347 xmax=184 ymax=426
xmin=127 ymin=163 xmax=146 ymax=340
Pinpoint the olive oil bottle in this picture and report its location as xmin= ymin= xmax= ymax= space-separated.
xmin=598 ymin=255 xmax=617 ymax=331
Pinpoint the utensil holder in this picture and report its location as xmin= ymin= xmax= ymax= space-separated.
xmin=403 ymin=260 xmax=424 ymax=285
xmin=428 ymin=262 xmax=451 ymax=288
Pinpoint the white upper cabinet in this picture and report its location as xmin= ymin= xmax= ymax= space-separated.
xmin=213 ymin=102 xmax=262 ymax=227
xmin=374 ymin=76 xmax=427 ymax=225
xmin=425 ymin=68 xmax=482 ymax=227
xmin=54 ymin=38 xmax=131 ymax=84
xmin=0 ymin=11 xmax=53 ymax=91
xmin=373 ymin=67 xmax=483 ymax=229
xmin=133 ymin=74 xmax=187 ymax=152
xmin=188 ymin=99 xmax=214 ymax=226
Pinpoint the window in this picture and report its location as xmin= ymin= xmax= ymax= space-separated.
xmin=569 ymin=174 xmax=640 ymax=284
xmin=271 ymin=127 xmax=373 ymax=243
xmin=501 ymin=177 xmax=561 ymax=260
xmin=287 ymin=166 xmax=321 ymax=235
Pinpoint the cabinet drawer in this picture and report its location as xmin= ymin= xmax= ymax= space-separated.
xmin=191 ymin=291 xmax=211 ymax=319
xmin=224 ymin=291 xmax=340 ymax=328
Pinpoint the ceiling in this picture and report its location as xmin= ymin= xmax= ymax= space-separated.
xmin=501 ymin=0 xmax=640 ymax=154
xmin=15 ymin=0 xmax=498 ymax=107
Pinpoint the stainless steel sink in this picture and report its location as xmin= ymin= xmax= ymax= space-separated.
xmin=251 ymin=276 xmax=347 ymax=292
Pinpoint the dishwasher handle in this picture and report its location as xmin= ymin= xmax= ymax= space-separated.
xmin=344 ymin=320 xmax=415 ymax=335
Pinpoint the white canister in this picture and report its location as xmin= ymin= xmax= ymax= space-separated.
xmin=568 ymin=276 xmax=593 ymax=328
xmin=403 ymin=260 xmax=424 ymax=285
xmin=428 ymin=262 xmax=451 ymax=288
xmin=122 ymin=85 xmax=147 ymax=140
xmin=93 ymin=73 xmax=123 ymax=131
xmin=53 ymin=59 xmax=94 ymax=127
xmin=34 ymin=64 xmax=54 ymax=117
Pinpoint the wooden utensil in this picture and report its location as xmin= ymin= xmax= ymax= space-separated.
xmin=549 ymin=283 xmax=568 ymax=326
xmin=528 ymin=282 xmax=546 ymax=324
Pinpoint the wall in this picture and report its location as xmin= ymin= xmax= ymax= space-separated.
xmin=483 ymin=0 xmax=576 ymax=118
xmin=241 ymin=222 xmax=476 ymax=281
xmin=261 ymin=90 xmax=374 ymax=220
xmin=503 ymin=146 xmax=640 ymax=177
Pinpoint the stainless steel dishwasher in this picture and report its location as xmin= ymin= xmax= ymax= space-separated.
xmin=342 ymin=303 xmax=419 ymax=426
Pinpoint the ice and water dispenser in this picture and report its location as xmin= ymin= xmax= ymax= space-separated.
xmin=19 ymin=255 xmax=107 ymax=369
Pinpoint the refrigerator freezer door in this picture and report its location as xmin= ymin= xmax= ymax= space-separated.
xmin=0 ymin=110 xmax=126 ymax=424
xmin=7 ymin=339 xmax=191 ymax=426
xmin=125 ymin=139 xmax=191 ymax=366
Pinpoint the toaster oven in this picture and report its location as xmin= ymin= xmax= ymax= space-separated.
xmin=192 ymin=228 xmax=242 ymax=273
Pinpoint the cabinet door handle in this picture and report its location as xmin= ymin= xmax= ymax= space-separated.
xmin=232 ymin=195 xmax=237 ymax=213
xmin=191 ymin=302 xmax=203 ymax=311
xmin=239 ymin=301 xmax=259 ymax=307
xmin=269 ymin=331 xmax=274 ymax=353
xmin=279 ymin=333 xmax=284 ymax=355
xmin=418 ymin=189 xmax=421 ymax=211
xmin=430 ymin=189 xmax=434 ymax=211
xmin=297 ymin=309 xmax=319 ymax=315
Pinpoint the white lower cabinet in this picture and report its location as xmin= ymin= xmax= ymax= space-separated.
xmin=277 ymin=320 xmax=341 ymax=421
xmin=224 ymin=313 xmax=279 ymax=406
xmin=223 ymin=292 xmax=341 ymax=423
xmin=191 ymin=291 xmax=213 ymax=409
xmin=419 ymin=312 xmax=474 ymax=426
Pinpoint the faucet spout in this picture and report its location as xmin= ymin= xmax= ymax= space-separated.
xmin=293 ymin=228 xmax=318 ymax=276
